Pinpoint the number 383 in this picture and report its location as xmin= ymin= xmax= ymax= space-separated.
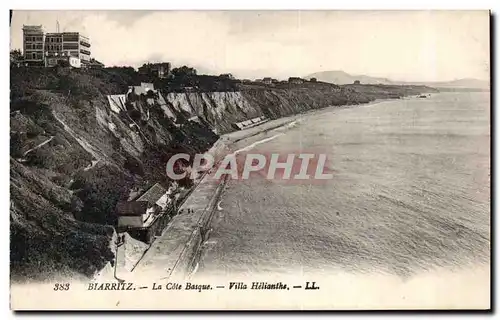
xmin=53 ymin=283 xmax=70 ymax=291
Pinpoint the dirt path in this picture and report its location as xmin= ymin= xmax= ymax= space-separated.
xmin=22 ymin=136 xmax=54 ymax=156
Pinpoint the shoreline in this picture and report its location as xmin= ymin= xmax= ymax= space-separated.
xmin=184 ymin=92 xmax=469 ymax=279
xmin=223 ymin=96 xmax=398 ymax=146
xmin=34 ymin=93 xmax=439 ymax=284
xmin=102 ymin=93 xmax=433 ymax=281
xmin=167 ymin=95 xmax=427 ymax=278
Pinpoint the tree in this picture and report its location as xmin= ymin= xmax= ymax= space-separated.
xmin=353 ymin=80 xmax=361 ymax=84
xmin=171 ymin=66 xmax=197 ymax=78
xmin=310 ymin=77 xmax=317 ymax=82
xmin=10 ymin=49 xmax=23 ymax=68
xmin=10 ymin=49 xmax=23 ymax=62
xmin=219 ymin=73 xmax=234 ymax=79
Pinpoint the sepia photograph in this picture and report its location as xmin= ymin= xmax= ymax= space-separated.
xmin=8 ymin=9 xmax=491 ymax=310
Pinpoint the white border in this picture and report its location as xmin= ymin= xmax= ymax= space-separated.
xmin=4 ymin=1 xmax=498 ymax=10
xmin=1 ymin=1 xmax=497 ymax=318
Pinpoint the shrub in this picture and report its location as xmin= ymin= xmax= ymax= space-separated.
xmin=73 ymin=166 xmax=133 ymax=225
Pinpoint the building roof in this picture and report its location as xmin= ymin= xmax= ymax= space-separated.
xmin=23 ymin=25 xmax=43 ymax=31
xmin=139 ymin=62 xmax=171 ymax=70
xmin=136 ymin=183 xmax=167 ymax=204
xmin=116 ymin=201 xmax=149 ymax=216
xmin=149 ymin=62 xmax=171 ymax=66
xmin=44 ymin=32 xmax=89 ymax=42
xmin=141 ymin=83 xmax=155 ymax=91
xmin=129 ymin=82 xmax=156 ymax=96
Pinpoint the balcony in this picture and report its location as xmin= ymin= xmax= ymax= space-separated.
xmin=80 ymin=40 xmax=91 ymax=48
xmin=80 ymin=49 xmax=91 ymax=56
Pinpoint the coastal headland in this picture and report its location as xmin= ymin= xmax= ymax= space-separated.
xmin=10 ymin=66 xmax=438 ymax=282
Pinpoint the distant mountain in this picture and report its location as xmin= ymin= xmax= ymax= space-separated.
xmin=305 ymin=71 xmax=489 ymax=90
xmin=403 ymin=78 xmax=490 ymax=90
xmin=305 ymin=70 xmax=393 ymax=85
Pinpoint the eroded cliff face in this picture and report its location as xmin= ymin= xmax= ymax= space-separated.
xmin=160 ymin=83 xmax=436 ymax=134
xmin=164 ymin=92 xmax=262 ymax=133
xmin=10 ymin=67 xmax=436 ymax=280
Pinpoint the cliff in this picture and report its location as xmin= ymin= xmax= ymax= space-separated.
xmin=10 ymin=67 xmax=437 ymax=281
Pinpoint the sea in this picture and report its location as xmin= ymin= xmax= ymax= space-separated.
xmin=195 ymin=92 xmax=490 ymax=282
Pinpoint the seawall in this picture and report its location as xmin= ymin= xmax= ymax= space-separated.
xmin=127 ymin=133 xmax=232 ymax=280
xmin=169 ymin=174 xmax=229 ymax=279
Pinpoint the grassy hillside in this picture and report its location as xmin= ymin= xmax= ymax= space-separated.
xmin=10 ymin=67 xmax=218 ymax=281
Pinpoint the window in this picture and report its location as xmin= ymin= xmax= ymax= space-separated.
xmin=63 ymin=35 xmax=79 ymax=42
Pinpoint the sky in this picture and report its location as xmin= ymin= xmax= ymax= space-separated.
xmin=10 ymin=10 xmax=490 ymax=81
